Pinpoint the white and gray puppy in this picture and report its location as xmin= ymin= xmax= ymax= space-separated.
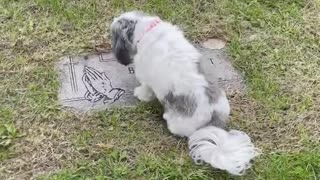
xmin=111 ymin=11 xmax=260 ymax=175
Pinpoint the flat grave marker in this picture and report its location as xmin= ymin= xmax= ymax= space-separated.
xmin=56 ymin=46 xmax=244 ymax=112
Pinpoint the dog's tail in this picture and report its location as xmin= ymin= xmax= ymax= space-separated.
xmin=188 ymin=126 xmax=260 ymax=175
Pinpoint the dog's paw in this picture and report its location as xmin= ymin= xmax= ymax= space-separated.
xmin=134 ymin=85 xmax=155 ymax=102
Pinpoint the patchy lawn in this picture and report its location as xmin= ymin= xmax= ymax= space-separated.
xmin=1 ymin=0 xmax=320 ymax=179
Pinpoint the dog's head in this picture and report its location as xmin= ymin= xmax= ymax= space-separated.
xmin=111 ymin=11 xmax=146 ymax=65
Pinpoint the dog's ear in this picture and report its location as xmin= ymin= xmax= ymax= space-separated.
xmin=111 ymin=19 xmax=137 ymax=66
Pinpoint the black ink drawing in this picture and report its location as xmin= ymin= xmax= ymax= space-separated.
xmin=82 ymin=66 xmax=125 ymax=104
xmin=99 ymin=53 xmax=116 ymax=62
xmin=128 ymin=67 xmax=135 ymax=74
xmin=67 ymin=57 xmax=79 ymax=93
xmin=209 ymin=58 xmax=215 ymax=65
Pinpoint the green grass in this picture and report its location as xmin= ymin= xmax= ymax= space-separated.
xmin=1 ymin=0 xmax=320 ymax=179
xmin=258 ymin=152 xmax=320 ymax=179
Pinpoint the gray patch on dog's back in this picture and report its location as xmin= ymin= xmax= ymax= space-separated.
xmin=205 ymin=112 xmax=227 ymax=129
xmin=197 ymin=62 xmax=222 ymax=104
xmin=164 ymin=92 xmax=197 ymax=117
xmin=196 ymin=62 xmax=227 ymax=129
xmin=205 ymin=83 xmax=222 ymax=104
xmin=196 ymin=61 xmax=205 ymax=75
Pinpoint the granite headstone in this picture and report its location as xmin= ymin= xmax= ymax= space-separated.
xmin=56 ymin=46 xmax=244 ymax=112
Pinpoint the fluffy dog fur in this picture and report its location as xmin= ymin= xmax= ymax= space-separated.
xmin=111 ymin=11 xmax=260 ymax=175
